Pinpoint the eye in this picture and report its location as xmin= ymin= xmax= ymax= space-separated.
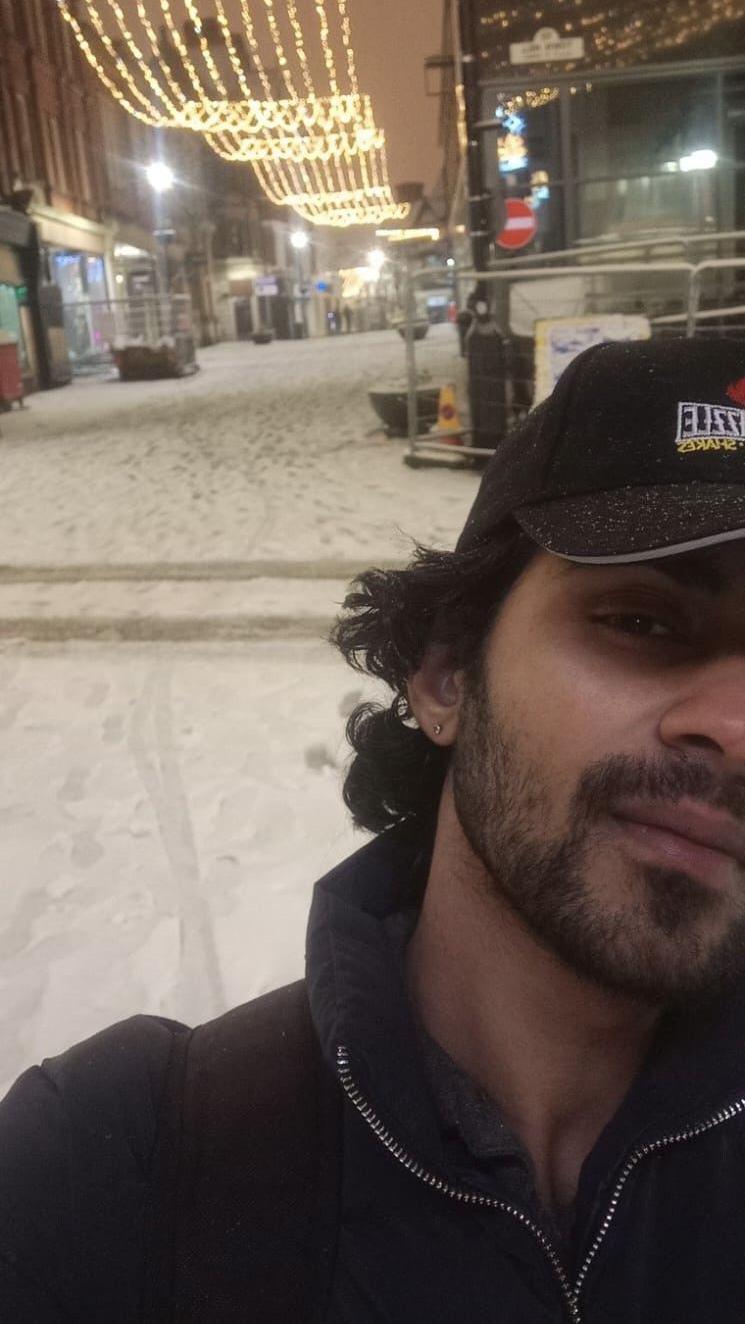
xmin=593 ymin=612 xmax=681 ymax=640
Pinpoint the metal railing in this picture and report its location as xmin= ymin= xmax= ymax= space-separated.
xmin=488 ymin=228 xmax=745 ymax=271
xmin=403 ymin=247 xmax=745 ymax=462
xmin=62 ymin=295 xmax=197 ymax=377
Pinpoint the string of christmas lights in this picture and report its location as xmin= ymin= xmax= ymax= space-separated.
xmin=479 ymin=0 xmax=742 ymax=69
xmin=56 ymin=0 xmax=408 ymax=227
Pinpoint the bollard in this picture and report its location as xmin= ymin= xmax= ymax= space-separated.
xmin=465 ymin=300 xmax=509 ymax=450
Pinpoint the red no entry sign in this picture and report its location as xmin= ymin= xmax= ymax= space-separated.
xmin=496 ymin=198 xmax=537 ymax=250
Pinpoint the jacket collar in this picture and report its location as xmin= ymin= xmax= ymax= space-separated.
xmin=306 ymin=825 xmax=448 ymax=1169
xmin=306 ymin=824 xmax=745 ymax=1189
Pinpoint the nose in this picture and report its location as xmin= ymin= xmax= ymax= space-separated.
xmin=659 ymin=655 xmax=745 ymax=768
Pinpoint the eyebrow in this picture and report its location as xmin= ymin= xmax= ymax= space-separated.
xmin=562 ymin=553 xmax=727 ymax=596
xmin=647 ymin=555 xmax=726 ymax=595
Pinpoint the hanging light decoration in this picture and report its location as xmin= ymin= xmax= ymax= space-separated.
xmin=57 ymin=0 xmax=409 ymax=227
xmin=480 ymin=0 xmax=743 ymax=70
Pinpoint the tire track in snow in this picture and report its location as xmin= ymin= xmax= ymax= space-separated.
xmin=129 ymin=661 xmax=226 ymax=1024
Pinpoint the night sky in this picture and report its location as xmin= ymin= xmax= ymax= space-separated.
xmin=346 ymin=0 xmax=443 ymax=191
xmin=112 ymin=0 xmax=445 ymax=192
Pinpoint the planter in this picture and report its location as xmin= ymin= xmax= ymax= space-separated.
xmin=114 ymin=344 xmax=181 ymax=381
xmin=369 ymin=385 xmax=441 ymax=437
xmin=396 ymin=321 xmax=430 ymax=342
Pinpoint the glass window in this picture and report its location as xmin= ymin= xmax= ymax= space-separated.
xmin=0 ymin=282 xmax=29 ymax=373
xmin=84 ymin=255 xmax=108 ymax=302
xmin=571 ymin=78 xmax=717 ymax=181
xmin=569 ymin=77 xmax=720 ymax=242
xmin=576 ymin=172 xmax=716 ymax=241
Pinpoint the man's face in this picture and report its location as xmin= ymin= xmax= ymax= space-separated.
xmin=451 ymin=543 xmax=745 ymax=1006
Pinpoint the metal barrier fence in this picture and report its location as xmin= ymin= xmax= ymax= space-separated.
xmin=62 ymin=295 xmax=197 ymax=378
xmin=484 ymin=228 xmax=745 ymax=271
xmin=404 ymin=250 xmax=745 ymax=462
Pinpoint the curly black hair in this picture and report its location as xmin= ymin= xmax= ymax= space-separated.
xmin=329 ymin=517 xmax=536 ymax=835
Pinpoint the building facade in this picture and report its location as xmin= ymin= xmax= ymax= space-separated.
xmin=0 ymin=0 xmax=278 ymax=388
xmin=452 ymin=0 xmax=745 ymax=261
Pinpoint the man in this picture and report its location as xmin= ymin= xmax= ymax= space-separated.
xmin=4 ymin=338 xmax=745 ymax=1322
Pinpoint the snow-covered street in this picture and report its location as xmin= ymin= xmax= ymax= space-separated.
xmin=1 ymin=325 xmax=474 ymax=573
xmin=0 ymin=640 xmax=373 ymax=1097
xmin=0 ymin=327 xmax=476 ymax=1094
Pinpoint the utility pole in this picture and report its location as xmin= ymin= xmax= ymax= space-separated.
xmin=457 ymin=0 xmax=491 ymax=273
xmin=457 ymin=0 xmax=509 ymax=449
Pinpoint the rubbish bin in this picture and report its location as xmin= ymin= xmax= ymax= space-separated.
xmin=0 ymin=332 xmax=23 ymax=410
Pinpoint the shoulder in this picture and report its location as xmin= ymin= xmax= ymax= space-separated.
xmin=0 ymin=1012 xmax=190 ymax=1318
xmin=1 ymin=1011 xmax=190 ymax=1166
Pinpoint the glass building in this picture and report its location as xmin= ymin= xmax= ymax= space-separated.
xmin=470 ymin=6 xmax=745 ymax=252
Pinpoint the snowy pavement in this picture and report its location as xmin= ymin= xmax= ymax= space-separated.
xmin=0 ymin=329 xmax=479 ymax=1095
xmin=0 ymin=639 xmax=376 ymax=1098
xmin=1 ymin=326 xmax=476 ymax=575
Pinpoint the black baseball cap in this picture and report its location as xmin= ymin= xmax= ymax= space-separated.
xmin=456 ymin=338 xmax=745 ymax=563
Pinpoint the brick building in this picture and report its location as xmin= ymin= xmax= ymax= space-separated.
xmin=0 ymin=0 xmax=274 ymax=389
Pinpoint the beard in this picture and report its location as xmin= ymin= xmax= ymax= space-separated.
xmin=450 ymin=665 xmax=745 ymax=1008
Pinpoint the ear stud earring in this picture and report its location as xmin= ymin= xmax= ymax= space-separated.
xmin=434 ymin=724 xmax=443 ymax=736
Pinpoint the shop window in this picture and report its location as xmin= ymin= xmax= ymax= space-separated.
xmin=0 ymin=283 xmax=29 ymax=374
xmin=571 ymin=76 xmax=719 ymax=239
xmin=572 ymin=78 xmax=717 ymax=181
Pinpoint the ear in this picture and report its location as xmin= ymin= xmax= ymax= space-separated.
xmin=407 ymin=644 xmax=464 ymax=747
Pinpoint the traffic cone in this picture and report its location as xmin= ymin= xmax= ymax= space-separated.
xmin=435 ymin=383 xmax=463 ymax=445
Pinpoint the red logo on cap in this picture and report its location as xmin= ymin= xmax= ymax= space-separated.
xmin=726 ymin=376 xmax=745 ymax=407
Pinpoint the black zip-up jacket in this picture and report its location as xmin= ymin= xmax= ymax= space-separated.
xmin=3 ymin=825 xmax=745 ymax=1321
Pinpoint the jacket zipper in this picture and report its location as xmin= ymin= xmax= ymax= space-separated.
xmin=336 ymin=1044 xmax=745 ymax=1324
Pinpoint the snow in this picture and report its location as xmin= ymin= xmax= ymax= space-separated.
xmin=0 ymin=326 xmax=477 ymax=1098
xmin=0 ymin=325 xmax=475 ymax=569
xmin=0 ymin=639 xmax=376 ymax=1097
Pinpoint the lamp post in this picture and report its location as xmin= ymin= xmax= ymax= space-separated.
xmin=457 ymin=0 xmax=491 ymax=274
xmin=366 ymin=248 xmax=387 ymax=329
xmin=147 ymin=161 xmax=175 ymax=299
xmin=290 ymin=230 xmax=309 ymax=337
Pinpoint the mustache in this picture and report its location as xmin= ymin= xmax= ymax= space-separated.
xmin=573 ymin=754 xmax=745 ymax=825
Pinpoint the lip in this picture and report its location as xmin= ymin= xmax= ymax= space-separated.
xmin=610 ymin=798 xmax=745 ymax=886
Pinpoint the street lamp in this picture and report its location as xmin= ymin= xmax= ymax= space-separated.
xmin=146 ymin=160 xmax=175 ymax=192
xmin=147 ymin=162 xmax=176 ymax=298
xmin=367 ymin=247 xmax=386 ymax=274
xmin=289 ymin=232 xmax=309 ymax=337
xmin=679 ymin=148 xmax=718 ymax=172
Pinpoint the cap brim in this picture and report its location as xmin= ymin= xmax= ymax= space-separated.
xmin=515 ymin=483 xmax=745 ymax=563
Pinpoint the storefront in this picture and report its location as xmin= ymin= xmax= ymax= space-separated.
xmin=0 ymin=249 xmax=32 ymax=383
xmin=0 ymin=209 xmax=41 ymax=392
xmin=47 ymin=248 xmax=108 ymax=363
xmin=32 ymin=209 xmax=112 ymax=371
xmin=112 ymin=242 xmax=158 ymax=299
xmin=478 ymin=54 xmax=745 ymax=252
